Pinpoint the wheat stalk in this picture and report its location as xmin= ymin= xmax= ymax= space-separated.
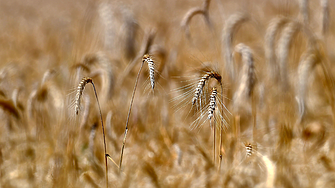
xmin=191 ymin=70 xmax=227 ymax=170
xmin=181 ymin=0 xmax=211 ymax=38
xmin=208 ymin=87 xmax=217 ymax=163
xmin=119 ymin=54 xmax=155 ymax=172
xmin=75 ymin=77 xmax=108 ymax=188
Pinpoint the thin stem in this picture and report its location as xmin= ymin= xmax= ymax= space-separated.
xmin=119 ymin=60 xmax=145 ymax=172
xmin=90 ymin=81 xmax=108 ymax=188
xmin=219 ymin=83 xmax=223 ymax=171
xmin=211 ymin=118 xmax=215 ymax=164
xmin=252 ymin=91 xmax=256 ymax=143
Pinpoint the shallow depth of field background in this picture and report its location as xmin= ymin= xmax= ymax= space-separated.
xmin=0 ymin=0 xmax=335 ymax=187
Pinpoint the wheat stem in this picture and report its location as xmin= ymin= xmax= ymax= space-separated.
xmin=76 ymin=77 xmax=108 ymax=188
xmin=119 ymin=58 xmax=145 ymax=173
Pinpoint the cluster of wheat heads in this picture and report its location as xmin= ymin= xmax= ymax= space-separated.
xmin=1 ymin=0 xmax=335 ymax=187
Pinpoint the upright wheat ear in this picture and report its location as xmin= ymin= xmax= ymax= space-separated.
xmin=75 ymin=77 xmax=109 ymax=188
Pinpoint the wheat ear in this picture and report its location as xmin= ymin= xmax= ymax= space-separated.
xmin=299 ymin=0 xmax=309 ymax=25
xmin=119 ymin=54 xmax=152 ymax=172
xmin=192 ymin=71 xmax=222 ymax=105
xmin=265 ymin=17 xmax=290 ymax=81
xmin=321 ymin=0 xmax=329 ymax=35
xmin=142 ymin=54 xmax=155 ymax=90
xmin=75 ymin=77 xmax=108 ymax=188
xmin=234 ymin=43 xmax=256 ymax=142
xmin=296 ymin=54 xmax=317 ymax=123
xmin=222 ymin=13 xmax=248 ymax=80
xmin=277 ymin=21 xmax=316 ymax=89
xmin=277 ymin=21 xmax=300 ymax=89
xmin=192 ymin=71 xmax=225 ymax=170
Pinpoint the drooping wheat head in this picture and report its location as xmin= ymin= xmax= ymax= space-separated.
xmin=75 ymin=77 xmax=109 ymax=188
xmin=277 ymin=21 xmax=300 ymax=89
xmin=75 ymin=77 xmax=92 ymax=115
xmin=265 ymin=17 xmax=290 ymax=81
xmin=192 ymin=71 xmax=222 ymax=106
xmin=222 ymin=13 xmax=249 ymax=81
xmin=296 ymin=54 xmax=317 ymax=122
xmin=142 ymin=54 xmax=155 ymax=90
xmin=208 ymin=87 xmax=217 ymax=120
xmin=234 ymin=43 xmax=256 ymax=109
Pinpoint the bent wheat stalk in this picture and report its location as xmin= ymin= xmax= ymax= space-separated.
xmin=119 ymin=54 xmax=155 ymax=172
xmin=181 ymin=0 xmax=211 ymax=38
xmin=75 ymin=77 xmax=108 ymax=188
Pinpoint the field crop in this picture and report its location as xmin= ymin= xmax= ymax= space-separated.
xmin=0 ymin=0 xmax=335 ymax=187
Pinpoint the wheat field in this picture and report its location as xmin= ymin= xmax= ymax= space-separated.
xmin=0 ymin=0 xmax=335 ymax=187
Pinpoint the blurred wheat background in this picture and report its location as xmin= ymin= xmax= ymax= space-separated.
xmin=0 ymin=0 xmax=335 ymax=187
